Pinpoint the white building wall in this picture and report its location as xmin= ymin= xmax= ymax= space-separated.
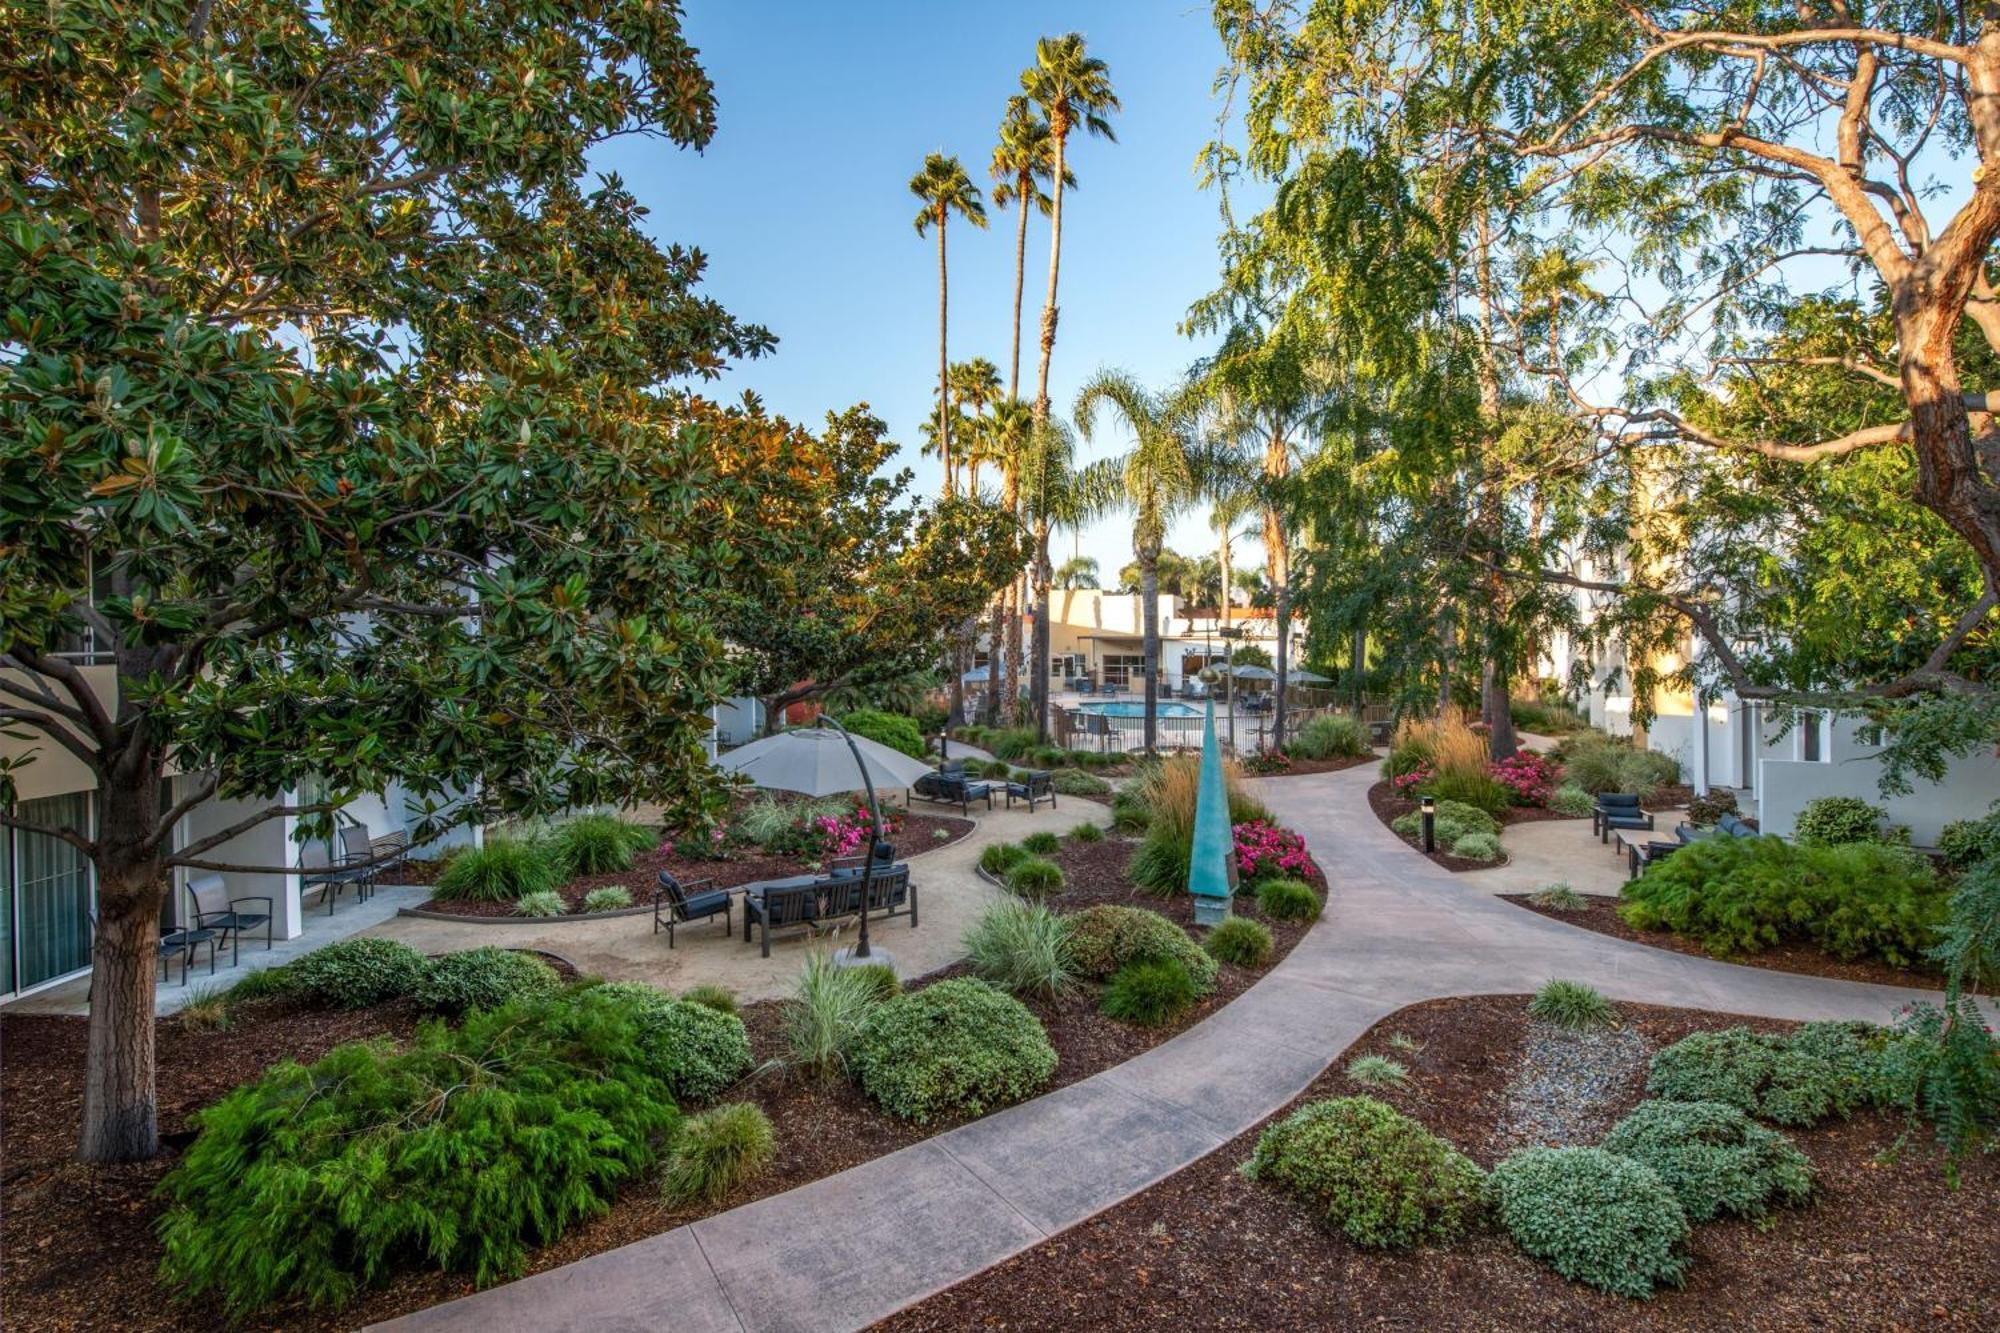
xmin=1757 ymin=718 xmax=2000 ymax=846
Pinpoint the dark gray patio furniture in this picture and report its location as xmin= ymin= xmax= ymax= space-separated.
xmin=910 ymin=761 xmax=994 ymax=815
xmin=1593 ymin=793 xmax=1654 ymax=842
xmin=187 ymin=872 xmax=273 ymax=966
xmin=159 ymin=926 xmax=218 ymax=985
xmin=1716 ymin=812 xmax=1756 ymax=838
xmin=1007 ymin=769 xmax=1057 ymax=813
xmin=744 ymin=881 xmax=820 ymax=957
xmin=654 ymin=870 xmax=731 ymax=948
xmin=1629 ymin=839 xmax=1682 ymax=878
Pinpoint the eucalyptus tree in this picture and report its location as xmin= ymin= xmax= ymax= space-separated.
xmin=1022 ymin=33 xmax=1119 ymax=736
xmin=991 ymin=96 xmax=1074 ymax=399
xmin=1075 ymin=370 xmax=1206 ymax=753
xmin=909 ymin=154 xmax=988 ymax=498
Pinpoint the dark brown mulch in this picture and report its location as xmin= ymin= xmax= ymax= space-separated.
xmin=1501 ymin=893 xmax=1944 ymax=991
xmin=1241 ymin=753 xmax=1375 ymax=778
xmin=1367 ymin=780 xmax=1516 ymax=873
xmin=878 ymin=994 xmax=1999 ymax=1333
xmin=417 ymin=811 xmax=975 ymax=918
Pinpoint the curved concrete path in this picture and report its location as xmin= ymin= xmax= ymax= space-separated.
xmin=377 ymin=766 xmax=1967 ymax=1333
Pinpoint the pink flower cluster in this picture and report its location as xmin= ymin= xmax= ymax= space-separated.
xmin=1389 ymin=766 xmax=1431 ymax=797
xmin=811 ymin=805 xmax=905 ymax=859
xmin=1490 ymin=751 xmax=1562 ymax=806
xmin=1232 ymin=819 xmax=1318 ymax=882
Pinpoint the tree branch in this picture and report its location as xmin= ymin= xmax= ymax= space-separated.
xmin=165 ymin=801 xmax=342 ymax=866
xmin=0 ymin=707 xmax=104 ymax=771
xmin=0 ymin=810 xmax=95 ymax=855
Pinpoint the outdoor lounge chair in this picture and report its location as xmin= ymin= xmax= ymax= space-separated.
xmin=187 ymin=872 xmax=273 ymax=966
xmin=1007 ymin=769 xmax=1057 ymax=813
xmin=1716 ymin=812 xmax=1756 ymax=837
xmin=744 ymin=882 xmax=819 ymax=957
xmin=654 ymin=870 xmax=731 ymax=948
xmin=819 ymin=853 xmax=917 ymax=930
xmin=1593 ymin=793 xmax=1654 ymax=842
xmin=1077 ymin=679 xmax=1097 ymax=695
xmin=1629 ymin=839 xmax=1682 ymax=878
xmin=910 ymin=762 xmax=994 ymax=815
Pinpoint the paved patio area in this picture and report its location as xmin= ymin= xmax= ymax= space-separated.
xmin=1460 ymin=810 xmax=1684 ymax=897
xmin=376 ymin=764 xmax=1975 ymax=1333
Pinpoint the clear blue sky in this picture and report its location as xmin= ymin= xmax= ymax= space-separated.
xmin=592 ymin=1 xmax=1247 ymax=582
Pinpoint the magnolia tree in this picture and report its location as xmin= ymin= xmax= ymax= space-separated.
xmin=0 ymin=0 xmax=846 ymax=1162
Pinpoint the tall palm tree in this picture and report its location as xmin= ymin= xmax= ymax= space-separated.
xmin=991 ymin=95 xmax=1073 ymax=401
xmin=1022 ymin=33 xmax=1118 ymax=738
xmin=948 ymin=358 xmax=1002 ymax=493
xmin=910 ymin=153 xmax=987 ymax=499
xmin=1019 ymin=414 xmax=1112 ymax=719
xmin=1053 ymin=555 xmax=1100 ymax=589
xmin=1075 ymin=369 xmax=1202 ymax=756
xmin=985 ymin=396 xmax=1035 ymax=722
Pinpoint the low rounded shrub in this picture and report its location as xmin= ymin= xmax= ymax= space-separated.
xmin=1528 ymin=979 xmax=1616 ymax=1032
xmin=1547 ymin=784 xmax=1596 ymax=818
xmin=416 ymin=948 xmax=561 ymax=1015
xmin=1242 ymin=1097 xmax=1485 ymax=1249
xmin=594 ymin=980 xmax=754 ymax=1102
xmin=979 ymin=758 xmax=1014 ymax=779
xmin=681 ymin=983 xmax=739 ymax=1016
xmin=964 ymin=901 xmax=1074 ymax=998
xmin=434 ymin=837 xmax=563 ymax=903
xmin=1288 ymin=714 xmax=1370 ymax=760
xmin=1600 ymin=1099 xmax=1812 ymax=1222
xmin=1100 ymin=957 xmax=1200 ymax=1026
xmin=580 ymin=885 xmax=634 ymax=913
xmin=1793 ymin=795 xmax=1889 ymax=846
xmin=835 ymin=709 xmax=927 ymax=759
xmin=1256 ymin=877 xmax=1322 ymax=922
xmin=1939 ymin=802 xmax=2000 ymax=869
xmin=1020 ymin=830 xmax=1061 ymax=855
xmin=1528 ymin=883 xmax=1586 ymax=912
xmin=1449 ymin=831 xmax=1502 ymax=862
xmin=1203 ymin=916 xmax=1273 ymax=968
xmin=513 ymin=889 xmax=568 ymax=918
xmin=661 ymin=1102 xmax=776 ymax=1206
xmin=1065 ymin=905 xmax=1219 ymax=991
xmin=1005 ymin=856 xmax=1066 ymax=899
xmin=284 ymin=938 xmax=427 ymax=1009
xmin=1391 ymin=798 xmax=1501 ymax=848
xmin=1684 ymin=789 xmax=1739 ymax=827
xmin=851 ymin=979 xmax=1058 ymax=1123
xmin=1647 ymin=1022 xmax=1897 ymax=1127
xmin=1051 ymin=768 xmax=1113 ymax=797
xmin=978 ymin=842 xmax=1030 ymax=877
xmin=550 ymin=813 xmax=657 ymax=876
xmin=1489 ymin=1146 xmax=1691 ymax=1299
xmin=1068 ymin=821 xmax=1105 ymax=843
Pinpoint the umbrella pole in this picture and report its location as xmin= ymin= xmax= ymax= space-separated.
xmin=817 ymin=715 xmax=880 ymax=960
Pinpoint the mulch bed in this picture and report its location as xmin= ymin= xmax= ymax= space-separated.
xmin=1 ymin=825 xmax=1313 ymax=1331
xmin=878 ymin=994 xmax=1999 ymax=1332
xmin=1241 ymin=753 xmax=1375 ymax=778
xmin=1501 ymin=892 xmax=1945 ymax=991
xmin=1367 ymin=780 xmax=1521 ymax=872
xmin=415 ymin=811 xmax=974 ymax=918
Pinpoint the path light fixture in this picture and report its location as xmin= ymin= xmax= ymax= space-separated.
xmin=1420 ymin=795 xmax=1436 ymax=853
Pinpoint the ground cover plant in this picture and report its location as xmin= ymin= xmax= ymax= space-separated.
xmin=1598 ymin=1099 xmax=1812 ymax=1223
xmin=1488 ymin=1146 xmax=1691 ymax=1299
xmin=414 ymin=948 xmax=562 ymax=1015
xmin=282 ymin=939 xmax=429 ymax=1010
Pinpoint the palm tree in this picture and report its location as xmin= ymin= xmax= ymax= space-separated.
xmin=1075 ymin=369 xmax=1202 ymax=756
xmin=910 ymin=153 xmax=987 ymax=499
xmin=1022 ymin=33 xmax=1118 ymax=737
xmin=1019 ymin=414 xmax=1112 ymax=720
xmin=949 ymin=358 xmax=1002 ymax=493
xmin=986 ymin=396 xmax=1035 ymax=722
xmin=1053 ymin=555 xmax=1099 ymax=589
xmin=991 ymin=96 xmax=1074 ymax=400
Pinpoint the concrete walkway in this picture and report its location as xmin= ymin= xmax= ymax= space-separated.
xmin=376 ymin=766 xmax=1969 ymax=1333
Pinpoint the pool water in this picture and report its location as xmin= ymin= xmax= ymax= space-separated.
xmin=1076 ymin=700 xmax=1201 ymax=718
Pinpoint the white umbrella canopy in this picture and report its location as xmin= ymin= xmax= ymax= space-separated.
xmin=1290 ymin=668 xmax=1333 ymax=684
xmin=716 ymin=726 xmax=935 ymax=797
xmin=1230 ymin=664 xmax=1278 ymax=681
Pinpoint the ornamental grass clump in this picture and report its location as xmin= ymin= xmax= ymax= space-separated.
xmin=1126 ymin=754 xmax=1271 ymax=893
xmin=434 ymin=836 xmax=563 ymax=903
xmin=1529 ymin=883 xmax=1587 ymax=912
xmin=1068 ymin=820 xmax=1105 ymax=843
xmin=1255 ymin=877 xmax=1322 ymax=922
xmin=1065 ymin=904 xmax=1218 ymax=991
xmin=1242 ymin=1097 xmax=1485 ymax=1249
xmin=1600 ymin=1100 xmax=1812 ymax=1222
xmin=1548 ymin=783 xmax=1595 ymax=817
xmin=415 ymin=948 xmax=561 ymax=1016
xmin=549 ymin=813 xmax=657 ymax=876
xmin=660 ymin=1102 xmax=776 ymax=1206
xmin=284 ymin=938 xmax=427 ymax=1009
xmin=156 ymin=986 xmax=683 ymax=1319
xmin=851 ymin=980 xmax=1057 ymax=1123
xmin=1203 ymin=916 xmax=1273 ymax=968
xmin=978 ymin=842 xmax=1030 ymax=876
xmin=580 ymin=885 xmax=634 ymax=913
xmin=1489 ymin=1146 xmax=1691 ymax=1299
xmin=1528 ymin=979 xmax=1616 ymax=1032
xmin=1005 ymin=856 xmax=1066 ymax=900
xmin=1345 ymin=1054 xmax=1410 ymax=1088
xmin=1099 ymin=957 xmax=1200 ymax=1027
xmin=513 ymin=889 xmax=568 ymax=917
xmin=964 ymin=901 xmax=1074 ymax=998
xmin=782 ymin=952 xmax=885 ymax=1081
xmin=1288 ymin=713 xmax=1370 ymax=760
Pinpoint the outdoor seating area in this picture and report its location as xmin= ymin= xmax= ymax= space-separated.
xmin=910 ymin=760 xmax=996 ymax=814
xmin=652 ymin=850 xmax=919 ymax=957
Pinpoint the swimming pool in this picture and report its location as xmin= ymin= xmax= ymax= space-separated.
xmin=1075 ymin=700 xmax=1201 ymax=719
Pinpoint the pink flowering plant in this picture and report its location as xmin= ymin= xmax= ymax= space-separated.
xmin=812 ymin=803 xmax=904 ymax=859
xmin=1232 ymin=820 xmax=1319 ymax=883
xmin=1389 ymin=765 xmax=1431 ymax=798
xmin=1489 ymin=752 xmax=1562 ymax=807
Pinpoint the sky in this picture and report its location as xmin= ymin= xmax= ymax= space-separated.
xmin=591 ymin=1 xmax=1249 ymax=584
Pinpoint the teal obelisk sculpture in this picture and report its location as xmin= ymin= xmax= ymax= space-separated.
xmin=1188 ymin=692 xmax=1236 ymax=925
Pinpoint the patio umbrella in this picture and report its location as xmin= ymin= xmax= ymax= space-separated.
xmin=1290 ymin=668 xmax=1333 ymax=684
xmin=1230 ymin=664 xmax=1278 ymax=681
xmin=960 ymin=665 xmax=991 ymax=684
xmin=714 ymin=722 xmax=936 ymax=960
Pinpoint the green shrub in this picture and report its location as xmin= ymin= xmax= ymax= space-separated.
xmin=416 ymin=948 xmax=561 ymax=1015
xmin=1793 ymin=796 xmax=1889 ymax=846
xmin=1390 ymin=798 xmax=1500 ymax=847
xmin=1203 ymin=916 xmax=1273 ymax=968
xmin=1548 ymin=784 xmax=1595 ymax=818
xmin=979 ymin=758 xmax=1014 ymax=779
xmin=513 ymin=889 xmax=568 ymax=917
xmin=1528 ymin=883 xmax=1587 ymax=912
xmin=1060 ymin=904 xmax=1218 ymax=992
xmin=434 ymin=837 xmax=564 ymax=903
xmin=1528 ymin=979 xmax=1616 ymax=1032
xmin=1068 ymin=821 xmax=1105 ymax=843
xmin=1489 ymin=1147 xmax=1690 ymax=1299
xmin=580 ymin=885 xmax=634 ymax=914
xmin=1620 ymin=835 xmax=1947 ymax=969
xmin=1600 ymin=1100 xmax=1812 ymax=1222
xmin=1255 ymin=877 xmax=1322 ymax=922
xmin=1020 ymin=830 xmax=1061 ymax=855
xmin=1110 ymin=788 xmax=1151 ymax=832
xmin=1345 ymin=1054 xmax=1409 ymax=1088
xmin=590 ymin=982 xmax=754 ymax=1103
xmin=963 ymin=901 xmax=1074 ymax=998
xmin=1006 ymin=856 xmax=1066 ymax=899
xmin=1100 ymin=957 xmax=1200 ymax=1026
xmin=836 ymin=709 xmax=927 ymax=759
xmin=1646 ymin=1022 xmax=1899 ymax=1127
xmin=157 ymin=986 xmax=682 ymax=1317
xmin=661 ymin=1101 xmax=775 ymax=1206
xmin=1289 ymin=714 xmax=1370 ymax=760
xmin=1450 ymin=831 xmax=1502 ymax=862
xmin=978 ymin=842 xmax=1031 ymax=876
xmin=1939 ymin=802 xmax=2000 ymax=869
xmin=1242 ymin=1097 xmax=1485 ymax=1249
xmin=987 ymin=727 xmax=1038 ymax=761
xmin=681 ymin=984 xmax=739 ymax=1016
xmin=1684 ymin=789 xmax=1740 ymax=827
xmin=1563 ymin=736 xmax=1681 ymax=798
xmin=285 ymin=938 xmax=427 ymax=1009
xmin=782 ymin=952 xmax=886 ymax=1080
xmin=1051 ymin=768 xmax=1112 ymax=796
xmin=549 ymin=813 xmax=656 ymax=876
xmin=851 ymin=979 xmax=1057 ymax=1123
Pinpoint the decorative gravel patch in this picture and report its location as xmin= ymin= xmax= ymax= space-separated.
xmin=1492 ymin=1019 xmax=1650 ymax=1151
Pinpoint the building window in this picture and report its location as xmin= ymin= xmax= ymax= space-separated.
xmin=1800 ymin=710 xmax=1824 ymax=763
xmin=3 ymin=792 xmax=96 ymax=995
xmin=54 ymin=553 xmax=116 ymax=665
xmin=1102 ymin=653 xmax=1146 ymax=688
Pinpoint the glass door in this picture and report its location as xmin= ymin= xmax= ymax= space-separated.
xmin=11 ymin=793 xmax=95 ymax=991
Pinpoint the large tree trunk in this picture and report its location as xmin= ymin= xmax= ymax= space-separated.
xmin=1473 ymin=209 xmax=1518 ymax=758
xmin=937 ymin=217 xmax=953 ymax=498
xmin=1140 ymin=549 xmax=1160 ymax=755
xmin=1262 ymin=470 xmax=1292 ymax=749
xmin=1032 ymin=519 xmax=1053 ymax=742
xmin=1008 ymin=173 xmax=1029 ymax=400
xmin=1028 ymin=127 xmax=1068 ymax=741
xmin=79 ymin=773 xmax=165 ymax=1163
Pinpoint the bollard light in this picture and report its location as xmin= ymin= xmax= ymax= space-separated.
xmin=1420 ymin=795 xmax=1436 ymax=854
